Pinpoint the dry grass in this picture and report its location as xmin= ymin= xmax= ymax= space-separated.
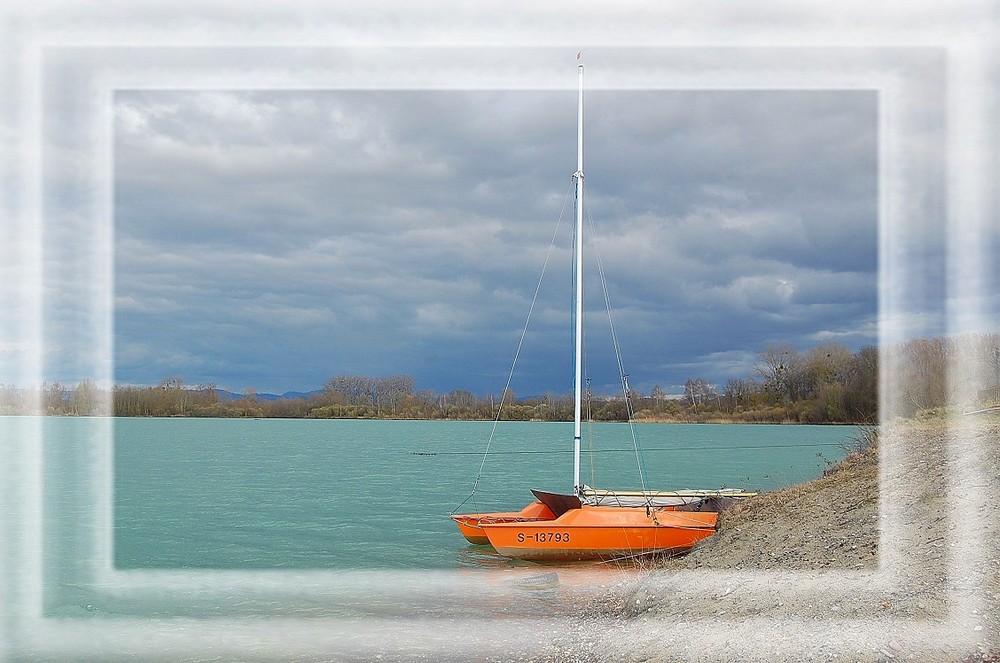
xmin=681 ymin=437 xmax=879 ymax=571
xmin=569 ymin=416 xmax=1000 ymax=663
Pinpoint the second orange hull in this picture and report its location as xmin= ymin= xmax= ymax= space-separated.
xmin=480 ymin=505 xmax=717 ymax=561
xmin=451 ymin=501 xmax=557 ymax=545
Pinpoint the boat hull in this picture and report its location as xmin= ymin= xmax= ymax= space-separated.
xmin=481 ymin=505 xmax=717 ymax=561
xmin=451 ymin=501 xmax=556 ymax=545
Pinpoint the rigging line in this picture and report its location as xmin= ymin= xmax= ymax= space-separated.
xmin=585 ymin=204 xmax=651 ymax=499
xmin=423 ymin=441 xmax=846 ymax=456
xmin=453 ymin=180 xmax=575 ymax=514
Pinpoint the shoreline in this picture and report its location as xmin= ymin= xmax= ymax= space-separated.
xmin=561 ymin=415 xmax=999 ymax=663
xmin=3 ymin=411 xmax=871 ymax=425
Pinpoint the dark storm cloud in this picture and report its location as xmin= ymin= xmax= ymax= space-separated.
xmin=113 ymin=85 xmax=879 ymax=395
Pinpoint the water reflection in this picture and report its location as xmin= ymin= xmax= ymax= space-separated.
xmin=455 ymin=544 xmax=533 ymax=569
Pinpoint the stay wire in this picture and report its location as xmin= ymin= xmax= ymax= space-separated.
xmin=424 ymin=441 xmax=844 ymax=456
xmin=452 ymin=180 xmax=575 ymax=515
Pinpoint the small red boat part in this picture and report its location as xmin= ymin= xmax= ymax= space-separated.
xmin=451 ymin=500 xmax=556 ymax=546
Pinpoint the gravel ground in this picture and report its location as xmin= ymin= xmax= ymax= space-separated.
xmin=539 ymin=416 xmax=1000 ymax=663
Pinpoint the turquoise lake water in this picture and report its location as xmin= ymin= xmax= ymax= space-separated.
xmin=42 ymin=417 xmax=859 ymax=571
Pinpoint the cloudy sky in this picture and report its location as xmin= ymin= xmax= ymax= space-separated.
xmin=3 ymin=3 xmax=991 ymax=401
xmin=111 ymin=82 xmax=878 ymax=396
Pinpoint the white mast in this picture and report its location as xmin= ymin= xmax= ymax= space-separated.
xmin=572 ymin=64 xmax=584 ymax=495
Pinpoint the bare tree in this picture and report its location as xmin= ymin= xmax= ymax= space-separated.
xmin=683 ymin=378 xmax=717 ymax=412
xmin=756 ymin=343 xmax=801 ymax=404
xmin=805 ymin=343 xmax=854 ymax=389
xmin=723 ymin=377 xmax=760 ymax=411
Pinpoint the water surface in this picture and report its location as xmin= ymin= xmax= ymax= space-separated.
xmin=102 ymin=418 xmax=857 ymax=570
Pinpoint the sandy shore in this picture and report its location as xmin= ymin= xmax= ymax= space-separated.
xmin=536 ymin=417 xmax=1000 ymax=663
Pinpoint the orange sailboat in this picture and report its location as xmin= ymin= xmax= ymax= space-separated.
xmin=481 ymin=506 xmax=719 ymax=562
xmin=451 ymin=63 xmax=752 ymax=562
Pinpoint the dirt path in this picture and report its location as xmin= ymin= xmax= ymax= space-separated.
xmin=552 ymin=417 xmax=999 ymax=663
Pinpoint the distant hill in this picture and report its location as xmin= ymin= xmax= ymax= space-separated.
xmin=214 ymin=389 xmax=324 ymax=402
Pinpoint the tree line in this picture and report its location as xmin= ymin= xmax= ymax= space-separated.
xmin=2 ymin=333 xmax=998 ymax=422
xmin=672 ymin=332 xmax=999 ymax=422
